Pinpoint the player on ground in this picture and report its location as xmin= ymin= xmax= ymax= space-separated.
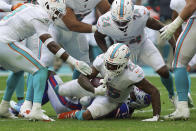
xmin=11 ymin=75 xmax=151 ymax=119
xmin=170 ymin=0 xmax=194 ymax=108
xmin=57 ymin=43 xmax=161 ymax=121
xmin=0 ymin=0 xmax=91 ymax=121
xmin=94 ymin=0 xmax=175 ymax=103
xmin=160 ymin=0 xmax=196 ymax=120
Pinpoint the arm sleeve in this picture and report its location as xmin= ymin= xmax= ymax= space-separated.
xmin=128 ymin=63 xmax=145 ymax=83
xmin=31 ymin=19 xmax=50 ymax=37
xmin=93 ymin=54 xmax=104 ymax=71
xmin=96 ymin=16 xmax=106 ymax=35
xmin=0 ymin=1 xmax=12 ymax=12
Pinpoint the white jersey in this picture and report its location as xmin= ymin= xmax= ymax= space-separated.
xmin=97 ymin=5 xmax=149 ymax=49
xmin=66 ymin=0 xmax=101 ymax=21
xmin=0 ymin=4 xmax=50 ymax=44
xmin=55 ymin=0 xmax=102 ymax=30
xmin=93 ymin=54 xmax=144 ymax=103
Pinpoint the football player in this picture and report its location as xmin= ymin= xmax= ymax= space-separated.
xmin=94 ymin=0 xmax=175 ymax=103
xmin=0 ymin=0 xmax=91 ymax=121
xmin=160 ymin=0 xmax=196 ymax=120
xmin=56 ymin=43 xmax=161 ymax=121
xmin=170 ymin=0 xmax=194 ymax=108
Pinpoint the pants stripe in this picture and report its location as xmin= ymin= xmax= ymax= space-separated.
xmin=8 ymin=43 xmax=44 ymax=69
xmin=173 ymin=18 xmax=194 ymax=67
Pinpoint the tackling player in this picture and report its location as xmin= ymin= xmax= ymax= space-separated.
xmin=0 ymin=0 xmax=91 ymax=121
xmin=160 ymin=0 xmax=196 ymax=120
xmin=57 ymin=43 xmax=161 ymax=121
xmin=94 ymin=0 xmax=175 ymax=103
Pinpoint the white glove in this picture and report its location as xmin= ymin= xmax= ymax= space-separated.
xmin=160 ymin=16 xmax=184 ymax=40
xmin=66 ymin=56 xmax=92 ymax=76
xmin=94 ymin=84 xmax=106 ymax=96
xmin=142 ymin=115 xmax=159 ymax=122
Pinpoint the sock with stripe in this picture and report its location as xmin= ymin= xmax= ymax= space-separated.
xmin=25 ymin=73 xmax=34 ymax=101
xmin=33 ymin=68 xmax=48 ymax=103
xmin=160 ymin=72 xmax=174 ymax=98
xmin=174 ymin=67 xmax=189 ymax=101
xmin=3 ymin=71 xmax=24 ymax=101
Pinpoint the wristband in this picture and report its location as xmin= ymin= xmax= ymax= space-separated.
xmin=55 ymin=48 xmax=65 ymax=58
xmin=91 ymin=25 xmax=97 ymax=33
xmin=44 ymin=38 xmax=54 ymax=46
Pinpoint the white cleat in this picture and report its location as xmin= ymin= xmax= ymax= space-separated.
xmin=0 ymin=100 xmax=17 ymax=119
xmin=19 ymin=100 xmax=32 ymax=118
xmin=27 ymin=109 xmax=55 ymax=122
xmin=164 ymin=101 xmax=190 ymax=120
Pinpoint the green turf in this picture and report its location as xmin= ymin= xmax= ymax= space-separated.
xmin=0 ymin=76 xmax=196 ymax=131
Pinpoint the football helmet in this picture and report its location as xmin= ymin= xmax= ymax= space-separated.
xmin=37 ymin=0 xmax=66 ymax=21
xmin=111 ymin=0 xmax=134 ymax=29
xmin=104 ymin=43 xmax=130 ymax=76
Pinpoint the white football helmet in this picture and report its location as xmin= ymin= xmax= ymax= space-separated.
xmin=38 ymin=0 xmax=66 ymax=21
xmin=111 ymin=0 xmax=134 ymax=29
xmin=104 ymin=43 xmax=130 ymax=76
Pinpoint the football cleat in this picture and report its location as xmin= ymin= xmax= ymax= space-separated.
xmin=57 ymin=110 xmax=79 ymax=119
xmin=10 ymin=100 xmax=22 ymax=116
xmin=0 ymin=100 xmax=17 ymax=119
xmin=27 ymin=108 xmax=55 ymax=122
xmin=164 ymin=101 xmax=190 ymax=120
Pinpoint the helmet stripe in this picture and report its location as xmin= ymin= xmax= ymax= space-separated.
xmin=110 ymin=43 xmax=124 ymax=59
xmin=120 ymin=0 xmax=125 ymax=18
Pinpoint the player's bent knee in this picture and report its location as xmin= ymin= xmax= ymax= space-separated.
xmin=156 ymin=66 xmax=169 ymax=78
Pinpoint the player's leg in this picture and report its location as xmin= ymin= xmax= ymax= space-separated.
xmin=57 ymin=79 xmax=94 ymax=98
xmin=139 ymin=39 xmax=174 ymax=99
xmin=58 ymin=96 xmax=118 ymax=120
xmin=0 ymin=42 xmax=50 ymax=120
xmin=165 ymin=18 xmax=196 ymax=120
xmin=47 ymin=75 xmax=82 ymax=114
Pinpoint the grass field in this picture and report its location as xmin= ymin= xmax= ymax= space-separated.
xmin=0 ymin=76 xmax=196 ymax=131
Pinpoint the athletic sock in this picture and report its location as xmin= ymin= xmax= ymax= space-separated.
xmin=3 ymin=71 xmax=24 ymax=101
xmin=33 ymin=68 xmax=48 ymax=103
xmin=160 ymin=72 xmax=174 ymax=98
xmin=174 ymin=67 xmax=189 ymax=101
xmin=25 ymin=73 xmax=34 ymax=101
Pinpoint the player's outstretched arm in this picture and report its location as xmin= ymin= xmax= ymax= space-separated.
xmin=94 ymin=30 xmax=108 ymax=52
xmin=40 ymin=34 xmax=92 ymax=76
xmin=160 ymin=0 xmax=196 ymax=40
xmin=61 ymin=8 xmax=97 ymax=33
xmin=135 ymin=78 xmax=161 ymax=120
xmin=78 ymin=67 xmax=106 ymax=95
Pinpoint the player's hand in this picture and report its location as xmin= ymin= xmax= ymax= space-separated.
xmin=94 ymin=84 xmax=106 ymax=96
xmin=160 ymin=25 xmax=175 ymax=40
xmin=74 ymin=61 xmax=92 ymax=76
xmin=11 ymin=3 xmax=24 ymax=11
xmin=142 ymin=115 xmax=159 ymax=122
xmin=160 ymin=16 xmax=184 ymax=40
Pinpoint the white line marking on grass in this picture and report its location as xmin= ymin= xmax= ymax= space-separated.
xmin=134 ymin=108 xmax=196 ymax=114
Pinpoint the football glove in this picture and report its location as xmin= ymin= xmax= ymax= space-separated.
xmin=94 ymin=84 xmax=106 ymax=96
xmin=160 ymin=16 xmax=184 ymax=40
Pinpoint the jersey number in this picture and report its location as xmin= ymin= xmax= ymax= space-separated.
xmin=102 ymin=16 xmax=110 ymax=27
xmin=107 ymin=85 xmax=121 ymax=99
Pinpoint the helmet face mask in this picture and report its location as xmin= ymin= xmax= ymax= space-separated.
xmin=104 ymin=43 xmax=130 ymax=76
xmin=111 ymin=0 xmax=134 ymax=29
xmin=38 ymin=0 xmax=66 ymax=21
